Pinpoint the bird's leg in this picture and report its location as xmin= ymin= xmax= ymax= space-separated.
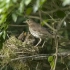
xmin=34 ymin=38 xmax=42 ymax=47
xmin=42 ymin=41 xmax=46 ymax=48
xmin=42 ymin=38 xmax=48 ymax=48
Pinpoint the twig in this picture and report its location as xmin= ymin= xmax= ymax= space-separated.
xmin=9 ymin=24 xmax=27 ymax=27
xmin=53 ymin=35 xmax=59 ymax=70
xmin=10 ymin=52 xmax=70 ymax=61
xmin=41 ymin=6 xmax=70 ymax=14
xmin=43 ymin=21 xmax=57 ymax=32
xmin=57 ymin=12 xmax=70 ymax=31
xmin=0 ymin=52 xmax=70 ymax=59
xmin=27 ymin=16 xmax=40 ymax=19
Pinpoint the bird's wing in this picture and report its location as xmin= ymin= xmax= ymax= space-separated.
xmin=30 ymin=22 xmax=53 ymax=38
xmin=40 ymin=27 xmax=53 ymax=37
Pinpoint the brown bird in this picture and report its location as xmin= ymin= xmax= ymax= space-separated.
xmin=25 ymin=19 xmax=53 ymax=47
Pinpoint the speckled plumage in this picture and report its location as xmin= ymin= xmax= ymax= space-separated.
xmin=25 ymin=19 xmax=53 ymax=47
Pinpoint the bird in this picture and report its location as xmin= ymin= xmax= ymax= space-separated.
xmin=25 ymin=19 xmax=53 ymax=47
xmin=18 ymin=31 xmax=26 ymax=41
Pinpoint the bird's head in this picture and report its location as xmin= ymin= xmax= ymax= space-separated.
xmin=24 ymin=19 xmax=34 ymax=26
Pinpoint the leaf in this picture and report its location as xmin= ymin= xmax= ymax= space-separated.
xmin=33 ymin=0 xmax=46 ymax=12
xmin=40 ymin=0 xmax=46 ymax=6
xmin=0 ymin=32 xmax=2 ymax=37
xmin=62 ymin=0 xmax=70 ymax=6
xmin=6 ymin=0 xmax=10 ymax=3
xmin=0 ymin=1 xmax=6 ymax=8
xmin=41 ymin=19 xmax=48 ymax=26
xmin=3 ymin=30 xmax=6 ymax=40
xmin=26 ymin=7 xmax=32 ymax=15
xmin=12 ymin=0 xmax=17 ymax=3
xmin=50 ymin=60 xmax=55 ymax=69
xmin=48 ymin=56 xmax=55 ymax=69
xmin=33 ymin=0 xmax=39 ymax=13
xmin=12 ymin=13 xmax=17 ymax=22
xmin=18 ymin=0 xmax=24 ymax=13
xmin=48 ymin=56 xmax=53 ymax=62
xmin=25 ymin=0 xmax=31 ymax=5
xmin=0 ymin=14 xmax=7 ymax=24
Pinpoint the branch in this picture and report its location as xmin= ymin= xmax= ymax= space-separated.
xmin=41 ymin=6 xmax=70 ymax=14
xmin=27 ymin=16 xmax=40 ymax=19
xmin=57 ymin=12 xmax=70 ymax=31
xmin=53 ymin=35 xmax=59 ymax=70
xmin=43 ymin=21 xmax=57 ymax=32
xmin=10 ymin=52 xmax=70 ymax=61
xmin=9 ymin=24 xmax=27 ymax=27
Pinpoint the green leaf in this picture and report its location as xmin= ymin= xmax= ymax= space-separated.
xmin=33 ymin=0 xmax=46 ymax=12
xmin=18 ymin=0 xmax=24 ymax=13
xmin=62 ymin=0 xmax=70 ymax=6
xmin=0 ymin=14 xmax=7 ymax=24
xmin=0 ymin=32 xmax=2 ymax=37
xmin=33 ymin=0 xmax=39 ymax=12
xmin=48 ymin=56 xmax=53 ymax=62
xmin=3 ymin=30 xmax=6 ymax=40
xmin=12 ymin=0 xmax=17 ymax=3
xmin=50 ymin=60 xmax=55 ymax=69
xmin=41 ymin=19 xmax=48 ymax=26
xmin=25 ymin=0 xmax=31 ymax=5
xmin=12 ymin=13 xmax=17 ymax=22
xmin=40 ymin=0 xmax=46 ymax=6
xmin=48 ymin=56 xmax=55 ymax=69
xmin=0 ymin=1 xmax=6 ymax=8
xmin=26 ymin=7 xmax=32 ymax=15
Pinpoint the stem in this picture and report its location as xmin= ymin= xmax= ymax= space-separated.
xmin=52 ymin=35 xmax=58 ymax=70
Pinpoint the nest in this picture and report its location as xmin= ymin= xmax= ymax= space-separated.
xmin=0 ymin=36 xmax=39 ymax=70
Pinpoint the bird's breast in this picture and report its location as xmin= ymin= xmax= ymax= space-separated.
xmin=29 ymin=27 xmax=40 ymax=38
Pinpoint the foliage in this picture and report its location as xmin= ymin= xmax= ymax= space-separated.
xmin=0 ymin=0 xmax=70 ymax=70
